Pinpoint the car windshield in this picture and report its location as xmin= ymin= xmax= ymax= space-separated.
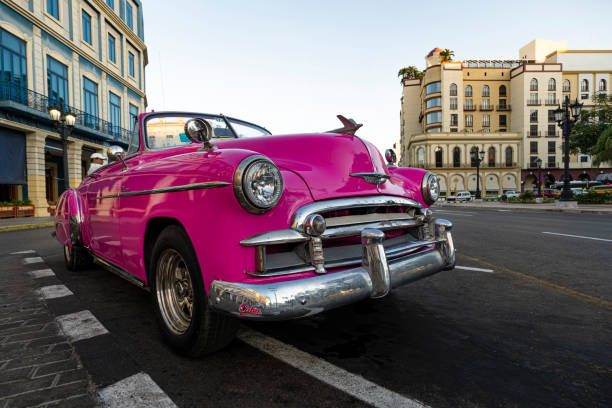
xmin=144 ymin=113 xmax=270 ymax=149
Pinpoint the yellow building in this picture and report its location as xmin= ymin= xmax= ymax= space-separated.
xmin=399 ymin=40 xmax=612 ymax=196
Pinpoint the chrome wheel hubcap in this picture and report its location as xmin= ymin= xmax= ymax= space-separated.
xmin=156 ymin=249 xmax=194 ymax=335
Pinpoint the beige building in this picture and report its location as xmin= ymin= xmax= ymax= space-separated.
xmin=0 ymin=0 xmax=147 ymax=215
xmin=399 ymin=40 xmax=612 ymax=196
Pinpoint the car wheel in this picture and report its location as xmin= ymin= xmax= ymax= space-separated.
xmin=64 ymin=245 xmax=92 ymax=271
xmin=150 ymin=225 xmax=238 ymax=357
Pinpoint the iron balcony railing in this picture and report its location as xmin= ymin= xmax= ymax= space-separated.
xmin=546 ymin=130 xmax=559 ymax=137
xmin=479 ymin=104 xmax=493 ymax=111
xmin=527 ymin=130 xmax=541 ymax=137
xmin=563 ymin=86 xmax=570 ymax=92
xmin=545 ymin=99 xmax=559 ymax=106
xmin=0 ymin=80 xmax=130 ymax=143
xmin=416 ymin=162 xmax=519 ymax=169
xmin=527 ymin=99 xmax=541 ymax=105
xmin=464 ymin=105 xmax=476 ymax=111
xmin=496 ymin=104 xmax=511 ymax=111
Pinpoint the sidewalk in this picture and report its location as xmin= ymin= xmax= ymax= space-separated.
xmin=434 ymin=201 xmax=612 ymax=214
xmin=0 ymin=217 xmax=54 ymax=233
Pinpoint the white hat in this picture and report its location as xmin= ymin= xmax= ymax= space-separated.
xmin=91 ymin=152 xmax=105 ymax=160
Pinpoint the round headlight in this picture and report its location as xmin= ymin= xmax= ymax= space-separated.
xmin=421 ymin=171 xmax=440 ymax=205
xmin=234 ymin=155 xmax=283 ymax=213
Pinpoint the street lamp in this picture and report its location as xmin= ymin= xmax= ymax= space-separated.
xmin=48 ymin=99 xmax=76 ymax=193
xmin=535 ymin=157 xmax=542 ymax=201
xmin=471 ymin=147 xmax=486 ymax=200
xmin=554 ymin=96 xmax=583 ymax=206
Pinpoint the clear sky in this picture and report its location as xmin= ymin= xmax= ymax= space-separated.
xmin=142 ymin=0 xmax=612 ymax=152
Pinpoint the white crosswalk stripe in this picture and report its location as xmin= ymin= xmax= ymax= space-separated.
xmin=56 ymin=310 xmax=109 ymax=343
xmin=98 ymin=372 xmax=178 ymax=408
xmin=37 ymin=284 xmax=73 ymax=299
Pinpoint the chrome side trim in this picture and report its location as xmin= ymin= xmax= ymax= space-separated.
xmin=240 ymin=229 xmax=307 ymax=247
xmin=95 ymin=181 xmax=230 ymax=200
xmin=92 ymin=253 xmax=148 ymax=290
xmin=291 ymin=195 xmax=422 ymax=232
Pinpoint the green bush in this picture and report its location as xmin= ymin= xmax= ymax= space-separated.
xmin=519 ymin=190 xmax=534 ymax=200
xmin=575 ymin=192 xmax=612 ymax=204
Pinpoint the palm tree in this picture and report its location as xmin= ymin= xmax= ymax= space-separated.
xmin=440 ymin=49 xmax=455 ymax=62
xmin=397 ymin=66 xmax=423 ymax=82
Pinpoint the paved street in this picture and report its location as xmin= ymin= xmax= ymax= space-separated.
xmin=1 ymin=208 xmax=611 ymax=407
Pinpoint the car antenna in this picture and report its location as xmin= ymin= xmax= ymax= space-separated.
xmin=326 ymin=115 xmax=363 ymax=135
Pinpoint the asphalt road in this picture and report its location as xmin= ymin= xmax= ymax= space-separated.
xmin=1 ymin=208 xmax=611 ymax=408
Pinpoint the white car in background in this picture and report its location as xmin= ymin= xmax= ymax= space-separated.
xmin=447 ymin=191 xmax=472 ymax=202
xmin=500 ymin=190 xmax=520 ymax=200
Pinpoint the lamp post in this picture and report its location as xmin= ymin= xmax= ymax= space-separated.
xmin=471 ymin=147 xmax=485 ymax=200
xmin=535 ymin=157 xmax=542 ymax=202
xmin=49 ymin=99 xmax=76 ymax=193
xmin=554 ymin=96 xmax=583 ymax=207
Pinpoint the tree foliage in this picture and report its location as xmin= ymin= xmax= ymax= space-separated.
xmin=440 ymin=49 xmax=455 ymax=62
xmin=570 ymin=93 xmax=612 ymax=165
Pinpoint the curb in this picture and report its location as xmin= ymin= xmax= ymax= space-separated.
xmin=0 ymin=222 xmax=54 ymax=232
xmin=433 ymin=204 xmax=612 ymax=215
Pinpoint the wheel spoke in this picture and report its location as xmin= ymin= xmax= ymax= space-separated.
xmin=155 ymin=249 xmax=195 ymax=335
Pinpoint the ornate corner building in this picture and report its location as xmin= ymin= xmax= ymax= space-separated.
xmin=0 ymin=0 xmax=147 ymax=215
xmin=399 ymin=40 xmax=612 ymax=197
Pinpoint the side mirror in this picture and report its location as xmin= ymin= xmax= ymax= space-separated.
xmin=385 ymin=149 xmax=397 ymax=166
xmin=184 ymin=118 xmax=216 ymax=151
xmin=108 ymin=145 xmax=125 ymax=162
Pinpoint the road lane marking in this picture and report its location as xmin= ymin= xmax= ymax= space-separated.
xmin=497 ymin=210 xmax=512 ymax=212
xmin=238 ymin=328 xmax=429 ymax=408
xmin=433 ymin=211 xmax=474 ymax=217
xmin=98 ymin=372 xmax=177 ymax=408
xmin=29 ymin=268 xmax=55 ymax=279
xmin=457 ymin=253 xmax=612 ymax=310
xmin=542 ymin=231 xmax=612 ymax=243
xmin=56 ymin=310 xmax=109 ymax=343
xmin=455 ymin=266 xmax=494 ymax=273
xmin=23 ymin=256 xmax=44 ymax=264
xmin=37 ymin=284 xmax=73 ymax=300
xmin=11 ymin=249 xmax=36 ymax=254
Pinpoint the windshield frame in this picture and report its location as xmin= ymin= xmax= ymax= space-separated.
xmin=142 ymin=111 xmax=271 ymax=150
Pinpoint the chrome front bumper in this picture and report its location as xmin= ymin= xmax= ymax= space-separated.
xmin=208 ymin=218 xmax=455 ymax=320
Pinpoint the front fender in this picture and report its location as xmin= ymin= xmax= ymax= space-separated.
xmin=54 ymin=189 xmax=86 ymax=248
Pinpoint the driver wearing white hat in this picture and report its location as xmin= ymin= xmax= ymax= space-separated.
xmin=88 ymin=152 xmax=106 ymax=175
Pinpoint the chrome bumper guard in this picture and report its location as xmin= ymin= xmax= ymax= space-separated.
xmin=208 ymin=218 xmax=455 ymax=320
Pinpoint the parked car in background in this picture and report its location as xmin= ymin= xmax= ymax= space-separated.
xmin=53 ymin=112 xmax=456 ymax=356
xmin=500 ymin=190 xmax=520 ymax=200
xmin=571 ymin=187 xmax=588 ymax=195
xmin=589 ymin=185 xmax=612 ymax=194
xmin=447 ymin=191 xmax=472 ymax=202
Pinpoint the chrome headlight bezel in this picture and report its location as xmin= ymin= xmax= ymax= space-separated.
xmin=421 ymin=171 xmax=440 ymax=205
xmin=233 ymin=155 xmax=284 ymax=214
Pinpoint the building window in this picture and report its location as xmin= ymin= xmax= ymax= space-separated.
xmin=126 ymin=2 xmax=134 ymax=30
xmin=548 ymin=141 xmax=555 ymax=154
xmin=129 ymin=104 xmax=138 ymax=134
xmin=481 ymin=99 xmax=490 ymax=110
xmin=465 ymin=99 xmax=473 ymax=110
xmin=450 ymin=83 xmax=457 ymax=96
xmin=426 ymin=97 xmax=441 ymax=109
xmin=482 ymin=114 xmax=490 ymax=127
xmin=106 ymin=0 xmax=114 ymax=9
xmin=547 ymin=93 xmax=557 ymax=105
xmin=435 ymin=148 xmax=443 ymax=168
xmin=417 ymin=148 xmax=425 ymax=167
xmin=425 ymin=81 xmax=440 ymax=95
xmin=108 ymin=33 xmax=116 ymax=63
xmin=547 ymin=125 xmax=556 ymax=137
xmin=530 ymin=124 xmax=538 ymax=137
xmin=529 ymin=93 xmax=539 ymax=104
xmin=499 ymin=99 xmax=507 ymax=109
xmin=426 ymin=111 xmax=441 ymax=124
xmin=530 ymin=78 xmax=538 ymax=91
xmin=488 ymin=147 xmax=495 ymax=167
xmin=548 ymin=78 xmax=556 ymax=91
xmin=453 ymin=147 xmax=461 ymax=167
xmin=82 ymin=10 xmax=92 ymax=45
xmin=530 ymin=110 xmax=538 ymax=123
xmin=47 ymin=56 xmax=68 ymax=107
xmin=548 ymin=156 xmax=555 ymax=168
xmin=450 ymin=128 xmax=458 ymax=132
xmin=530 ymin=142 xmax=538 ymax=154
xmin=499 ymin=115 xmax=507 ymax=127
xmin=581 ymin=79 xmax=589 ymax=92
xmin=470 ymin=147 xmax=479 ymax=167
xmin=505 ymin=147 xmax=513 ymax=166
xmin=530 ymin=156 xmax=539 ymax=167
xmin=465 ymin=85 xmax=472 ymax=97
xmin=563 ymin=79 xmax=570 ymax=92
xmin=109 ymin=92 xmax=121 ymax=136
xmin=579 ymin=155 xmax=589 ymax=163
xmin=450 ymin=114 xmax=458 ymax=126
xmin=82 ymin=77 xmax=98 ymax=128
xmin=548 ymin=109 xmax=556 ymax=122
xmin=47 ymin=0 xmax=59 ymax=19
xmin=599 ymin=79 xmax=607 ymax=91
xmin=128 ymin=52 xmax=135 ymax=77
xmin=0 ymin=28 xmax=28 ymax=93
xmin=426 ymin=127 xmax=441 ymax=133
xmin=450 ymin=97 xmax=457 ymax=110
xmin=499 ymin=85 xmax=507 ymax=97
xmin=482 ymin=85 xmax=490 ymax=97
xmin=465 ymin=114 xmax=473 ymax=127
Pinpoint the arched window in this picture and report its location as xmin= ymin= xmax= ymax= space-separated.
xmin=435 ymin=147 xmax=443 ymax=168
xmin=530 ymin=78 xmax=538 ymax=91
xmin=581 ymin=79 xmax=589 ymax=92
xmin=465 ymin=85 xmax=472 ymax=97
xmin=449 ymin=83 xmax=457 ymax=96
xmin=482 ymin=85 xmax=490 ymax=97
xmin=453 ymin=147 xmax=461 ymax=167
xmin=470 ymin=147 xmax=478 ymax=167
xmin=499 ymin=85 xmax=507 ymax=97
xmin=548 ymin=78 xmax=556 ymax=91
xmin=505 ymin=147 xmax=513 ymax=167
xmin=417 ymin=147 xmax=425 ymax=167
xmin=488 ymin=147 xmax=495 ymax=167
xmin=563 ymin=79 xmax=570 ymax=92
xmin=599 ymin=79 xmax=607 ymax=91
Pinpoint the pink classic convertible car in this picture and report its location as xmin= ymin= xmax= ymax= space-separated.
xmin=54 ymin=112 xmax=454 ymax=356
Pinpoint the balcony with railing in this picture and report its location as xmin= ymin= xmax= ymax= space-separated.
xmin=0 ymin=80 xmax=131 ymax=144
xmin=464 ymin=104 xmax=476 ymax=111
xmin=527 ymin=130 xmax=541 ymax=138
xmin=479 ymin=104 xmax=493 ymax=111
xmin=546 ymin=130 xmax=559 ymax=137
xmin=413 ymin=161 xmax=518 ymax=169
xmin=526 ymin=99 xmax=541 ymax=106
xmin=545 ymin=99 xmax=559 ymax=106
xmin=496 ymin=104 xmax=511 ymax=111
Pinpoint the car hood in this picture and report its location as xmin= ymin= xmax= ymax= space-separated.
xmin=215 ymin=133 xmax=411 ymax=201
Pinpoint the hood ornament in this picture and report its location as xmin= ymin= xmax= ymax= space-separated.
xmin=350 ymin=172 xmax=390 ymax=192
xmin=326 ymin=115 xmax=363 ymax=135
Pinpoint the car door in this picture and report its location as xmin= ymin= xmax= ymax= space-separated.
xmin=84 ymin=162 xmax=123 ymax=265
